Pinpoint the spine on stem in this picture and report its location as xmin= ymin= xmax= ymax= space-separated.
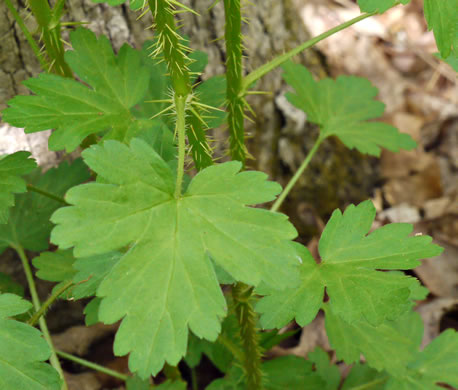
xmin=224 ymin=0 xmax=247 ymax=164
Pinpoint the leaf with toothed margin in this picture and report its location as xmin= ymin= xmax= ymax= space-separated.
xmin=50 ymin=138 xmax=300 ymax=378
xmin=282 ymin=61 xmax=417 ymax=156
xmin=357 ymin=0 xmax=411 ymax=13
xmin=3 ymin=28 xmax=149 ymax=152
xmin=256 ymin=200 xmax=443 ymax=329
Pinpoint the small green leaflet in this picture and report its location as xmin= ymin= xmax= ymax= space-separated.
xmin=3 ymin=28 xmax=149 ymax=152
xmin=326 ymin=306 xmax=458 ymax=389
xmin=282 ymin=61 xmax=416 ymax=156
xmin=424 ymin=0 xmax=458 ymax=59
xmin=50 ymin=139 xmax=300 ymax=378
xmin=0 ymin=151 xmax=36 ymax=224
xmin=0 ymin=293 xmax=62 ymax=390
xmin=256 ymin=200 xmax=443 ymax=328
xmin=357 ymin=0 xmax=410 ymax=13
xmin=0 ymin=159 xmax=90 ymax=254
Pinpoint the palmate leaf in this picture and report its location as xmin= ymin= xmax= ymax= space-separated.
xmin=307 ymin=348 xmax=340 ymax=390
xmin=282 ymin=61 xmax=416 ymax=156
xmin=357 ymin=0 xmax=410 ymax=13
xmin=3 ymin=28 xmax=149 ymax=152
xmin=341 ymin=363 xmax=387 ymax=390
xmin=256 ymin=200 xmax=443 ymax=328
xmin=50 ymin=139 xmax=300 ymax=378
xmin=0 ymin=152 xmax=37 ymax=224
xmin=326 ymin=306 xmax=458 ymax=389
xmin=0 ymin=159 xmax=90 ymax=254
xmin=424 ymin=0 xmax=458 ymax=59
xmin=0 ymin=293 xmax=61 ymax=390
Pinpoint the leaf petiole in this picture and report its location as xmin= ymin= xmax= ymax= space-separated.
xmin=56 ymin=350 xmax=129 ymax=381
xmin=27 ymin=280 xmax=74 ymax=327
xmin=271 ymin=135 xmax=324 ymax=212
xmin=241 ymin=12 xmax=376 ymax=94
xmin=27 ymin=183 xmax=68 ymax=205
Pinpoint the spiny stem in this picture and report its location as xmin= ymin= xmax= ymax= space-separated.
xmin=242 ymin=11 xmax=376 ymax=94
xmin=271 ymin=135 xmax=323 ymax=212
xmin=4 ymin=0 xmax=48 ymax=71
xmin=28 ymin=280 xmax=73 ymax=327
xmin=56 ymin=350 xmax=129 ymax=381
xmin=224 ymin=0 xmax=246 ymax=164
xmin=232 ymin=282 xmax=264 ymax=390
xmin=174 ymin=94 xmax=187 ymax=197
xmin=28 ymin=0 xmax=73 ymax=77
xmin=15 ymin=245 xmax=68 ymax=390
xmin=27 ymin=184 xmax=68 ymax=205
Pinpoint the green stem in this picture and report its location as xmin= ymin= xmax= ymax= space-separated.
xmin=28 ymin=280 xmax=73 ymax=327
xmin=223 ymin=0 xmax=246 ymax=164
xmin=270 ymin=135 xmax=324 ymax=212
xmin=242 ymin=11 xmax=376 ymax=93
xmin=28 ymin=0 xmax=73 ymax=77
xmin=174 ymin=95 xmax=187 ymax=198
xmin=27 ymin=184 xmax=68 ymax=205
xmin=4 ymin=0 xmax=48 ymax=71
xmin=15 ymin=245 xmax=68 ymax=390
xmin=191 ymin=367 xmax=198 ymax=390
xmin=232 ymin=283 xmax=264 ymax=390
xmin=217 ymin=333 xmax=245 ymax=364
xmin=56 ymin=350 xmax=129 ymax=382
xmin=349 ymin=377 xmax=388 ymax=390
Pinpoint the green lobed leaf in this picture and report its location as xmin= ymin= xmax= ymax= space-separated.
xmin=50 ymin=138 xmax=300 ymax=377
xmin=0 ymin=293 xmax=62 ymax=390
xmin=282 ymin=61 xmax=416 ymax=156
xmin=308 ymin=347 xmax=340 ymax=390
xmin=256 ymin=200 xmax=443 ymax=328
xmin=84 ymin=297 xmax=102 ymax=326
xmin=0 ymin=152 xmax=37 ymax=224
xmin=357 ymin=0 xmax=411 ymax=13
xmin=424 ymin=0 xmax=458 ymax=59
xmin=3 ymin=28 xmax=149 ymax=152
xmin=0 ymin=159 xmax=90 ymax=254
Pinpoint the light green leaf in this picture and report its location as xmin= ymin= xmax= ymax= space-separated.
xmin=342 ymin=363 xmax=387 ymax=390
xmin=424 ymin=0 xmax=458 ymax=59
xmin=282 ymin=61 xmax=416 ymax=156
xmin=3 ymin=28 xmax=149 ymax=152
xmin=84 ymin=297 xmax=101 ymax=326
xmin=0 ymin=152 xmax=37 ymax=224
xmin=50 ymin=139 xmax=300 ymax=378
xmin=0 ymin=159 xmax=90 ymax=253
xmin=257 ymin=200 xmax=443 ymax=328
xmin=33 ymin=250 xmax=76 ymax=283
xmin=308 ymin=347 xmax=340 ymax=390
xmin=0 ymin=293 xmax=62 ymax=390
xmin=357 ymin=0 xmax=410 ymax=13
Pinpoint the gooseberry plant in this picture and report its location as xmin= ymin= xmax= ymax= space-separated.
xmin=1 ymin=0 xmax=457 ymax=389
